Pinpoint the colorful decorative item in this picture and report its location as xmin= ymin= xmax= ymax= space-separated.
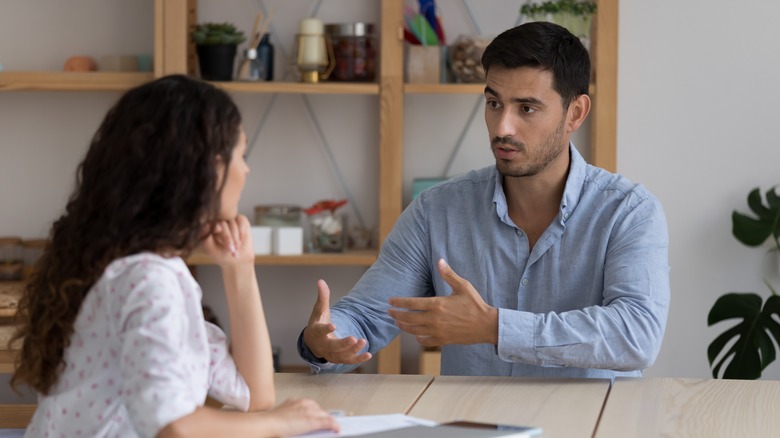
xmin=305 ymin=199 xmax=348 ymax=252
xmin=63 ymin=56 xmax=97 ymax=72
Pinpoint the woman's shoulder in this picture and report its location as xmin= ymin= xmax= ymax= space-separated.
xmin=102 ymin=252 xmax=189 ymax=281
xmin=93 ymin=253 xmax=199 ymax=316
xmin=96 ymin=253 xmax=195 ymax=301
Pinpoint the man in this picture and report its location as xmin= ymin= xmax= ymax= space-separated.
xmin=297 ymin=21 xmax=670 ymax=379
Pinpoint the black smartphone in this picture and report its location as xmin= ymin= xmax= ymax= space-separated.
xmin=442 ymin=420 xmax=543 ymax=436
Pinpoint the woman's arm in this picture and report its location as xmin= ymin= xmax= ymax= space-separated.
xmin=200 ymin=215 xmax=274 ymax=411
xmin=157 ymin=399 xmax=338 ymax=438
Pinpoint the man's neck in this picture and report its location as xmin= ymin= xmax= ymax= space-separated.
xmin=503 ymin=148 xmax=570 ymax=249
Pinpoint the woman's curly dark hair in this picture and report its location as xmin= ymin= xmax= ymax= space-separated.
xmin=10 ymin=74 xmax=242 ymax=395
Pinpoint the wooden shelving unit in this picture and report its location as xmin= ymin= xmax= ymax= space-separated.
xmin=0 ymin=0 xmax=617 ymax=375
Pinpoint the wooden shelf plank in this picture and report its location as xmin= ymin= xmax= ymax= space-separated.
xmin=0 ymin=72 xmax=378 ymax=94
xmin=186 ymin=249 xmax=378 ymax=266
xmin=0 ymin=71 xmax=154 ymax=91
xmin=405 ymin=83 xmax=484 ymax=94
xmin=405 ymin=83 xmax=596 ymax=95
xmin=0 ymin=404 xmax=36 ymax=428
xmin=0 ymin=351 xmax=17 ymax=374
xmin=214 ymin=81 xmax=379 ymax=95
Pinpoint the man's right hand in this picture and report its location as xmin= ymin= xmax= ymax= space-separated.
xmin=302 ymin=279 xmax=373 ymax=365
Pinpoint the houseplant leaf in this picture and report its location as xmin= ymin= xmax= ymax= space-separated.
xmin=732 ymin=187 xmax=780 ymax=246
xmin=707 ymin=293 xmax=780 ymax=379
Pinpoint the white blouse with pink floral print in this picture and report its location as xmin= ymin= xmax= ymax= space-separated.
xmin=26 ymin=253 xmax=249 ymax=438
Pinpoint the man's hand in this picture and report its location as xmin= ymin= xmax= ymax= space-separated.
xmin=387 ymin=259 xmax=498 ymax=347
xmin=302 ymin=279 xmax=373 ymax=365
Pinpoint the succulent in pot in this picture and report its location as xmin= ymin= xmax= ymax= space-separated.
xmin=191 ymin=22 xmax=247 ymax=81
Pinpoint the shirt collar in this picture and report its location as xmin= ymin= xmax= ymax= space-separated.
xmin=492 ymin=143 xmax=587 ymax=225
xmin=561 ymin=143 xmax=587 ymax=223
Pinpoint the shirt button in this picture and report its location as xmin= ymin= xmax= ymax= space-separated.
xmin=510 ymin=356 xmax=520 ymax=361
xmin=563 ymin=212 xmax=569 ymax=219
xmin=521 ymin=278 xmax=528 ymax=286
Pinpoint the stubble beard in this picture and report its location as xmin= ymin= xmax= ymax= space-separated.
xmin=491 ymin=117 xmax=567 ymax=178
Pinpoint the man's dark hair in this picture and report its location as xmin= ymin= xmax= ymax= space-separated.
xmin=481 ymin=21 xmax=590 ymax=107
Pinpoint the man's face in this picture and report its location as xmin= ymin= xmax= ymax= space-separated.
xmin=484 ymin=66 xmax=570 ymax=178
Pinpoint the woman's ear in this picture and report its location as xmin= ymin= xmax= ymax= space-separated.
xmin=214 ymin=155 xmax=226 ymax=186
xmin=566 ymin=94 xmax=591 ymax=133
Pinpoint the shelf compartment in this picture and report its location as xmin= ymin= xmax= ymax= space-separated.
xmin=186 ymin=249 xmax=378 ymax=266
xmin=214 ymin=81 xmax=379 ymax=95
xmin=0 ymin=71 xmax=154 ymax=92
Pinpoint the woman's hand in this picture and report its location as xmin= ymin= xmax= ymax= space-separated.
xmin=199 ymin=214 xmax=255 ymax=267
xmin=263 ymin=398 xmax=339 ymax=437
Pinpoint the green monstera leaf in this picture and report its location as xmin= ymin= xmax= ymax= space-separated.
xmin=732 ymin=187 xmax=780 ymax=247
xmin=708 ymin=186 xmax=780 ymax=379
xmin=707 ymin=293 xmax=780 ymax=379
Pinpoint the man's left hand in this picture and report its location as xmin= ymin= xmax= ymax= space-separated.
xmin=387 ymin=259 xmax=499 ymax=347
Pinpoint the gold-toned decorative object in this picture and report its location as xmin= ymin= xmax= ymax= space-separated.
xmin=294 ymin=18 xmax=335 ymax=83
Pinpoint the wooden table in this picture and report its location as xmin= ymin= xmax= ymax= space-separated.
xmin=407 ymin=375 xmax=611 ymax=438
xmin=0 ymin=373 xmax=435 ymax=428
xmin=274 ymin=372 xmax=433 ymax=415
xmin=6 ymin=374 xmax=780 ymax=435
xmin=595 ymin=377 xmax=780 ymax=437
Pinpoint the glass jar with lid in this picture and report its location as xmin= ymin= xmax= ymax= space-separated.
xmin=324 ymin=22 xmax=376 ymax=82
xmin=254 ymin=204 xmax=303 ymax=228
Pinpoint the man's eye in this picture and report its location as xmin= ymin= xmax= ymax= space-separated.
xmin=520 ymin=105 xmax=536 ymax=114
xmin=486 ymin=100 xmax=501 ymax=109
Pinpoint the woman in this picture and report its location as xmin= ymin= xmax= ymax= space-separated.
xmin=10 ymin=74 xmax=338 ymax=437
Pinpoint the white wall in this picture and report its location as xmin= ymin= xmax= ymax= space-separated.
xmin=619 ymin=0 xmax=780 ymax=379
xmin=2 ymin=0 xmax=779 ymax=402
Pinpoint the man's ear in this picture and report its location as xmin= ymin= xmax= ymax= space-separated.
xmin=566 ymin=94 xmax=591 ymax=133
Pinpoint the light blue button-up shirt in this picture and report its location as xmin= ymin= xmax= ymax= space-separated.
xmin=299 ymin=145 xmax=670 ymax=379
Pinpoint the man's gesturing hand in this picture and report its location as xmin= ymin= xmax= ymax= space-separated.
xmin=387 ymin=259 xmax=498 ymax=347
xmin=302 ymin=279 xmax=373 ymax=365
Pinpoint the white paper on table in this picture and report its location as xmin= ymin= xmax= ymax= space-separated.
xmin=294 ymin=413 xmax=438 ymax=437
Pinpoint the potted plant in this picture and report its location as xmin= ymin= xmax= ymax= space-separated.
xmin=707 ymin=186 xmax=780 ymax=379
xmin=191 ymin=22 xmax=247 ymax=81
xmin=519 ymin=0 xmax=596 ymax=43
